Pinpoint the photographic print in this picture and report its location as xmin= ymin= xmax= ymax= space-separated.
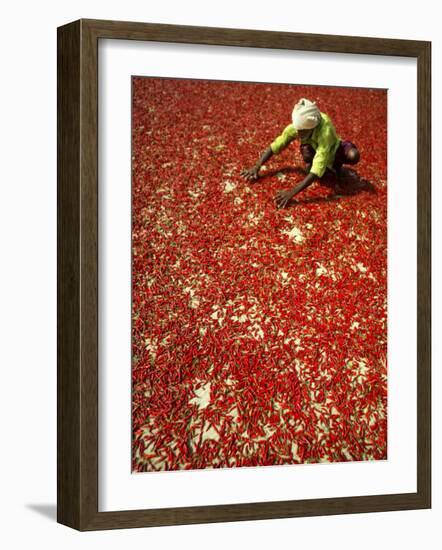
xmin=131 ymin=77 xmax=387 ymax=473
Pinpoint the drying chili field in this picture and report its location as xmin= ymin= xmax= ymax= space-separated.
xmin=131 ymin=77 xmax=387 ymax=472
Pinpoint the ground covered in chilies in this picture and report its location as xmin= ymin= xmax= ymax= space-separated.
xmin=131 ymin=77 xmax=387 ymax=472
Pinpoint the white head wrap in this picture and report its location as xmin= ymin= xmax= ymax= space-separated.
xmin=292 ymin=98 xmax=321 ymax=130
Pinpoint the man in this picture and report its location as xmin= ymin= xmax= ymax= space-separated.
xmin=241 ymin=98 xmax=360 ymax=208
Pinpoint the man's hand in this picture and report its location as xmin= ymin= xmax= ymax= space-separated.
xmin=241 ymin=165 xmax=260 ymax=182
xmin=275 ymin=188 xmax=295 ymax=208
xmin=241 ymin=147 xmax=273 ymax=183
xmin=275 ymin=172 xmax=317 ymax=208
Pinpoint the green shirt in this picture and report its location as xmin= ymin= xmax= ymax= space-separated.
xmin=270 ymin=113 xmax=341 ymax=178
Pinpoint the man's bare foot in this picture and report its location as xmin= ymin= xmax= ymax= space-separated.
xmin=334 ymin=183 xmax=346 ymax=196
xmin=336 ymin=166 xmax=359 ymax=184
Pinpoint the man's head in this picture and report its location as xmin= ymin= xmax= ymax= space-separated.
xmin=292 ymin=99 xmax=321 ymax=133
xmin=297 ymin=128 xmax=314 ymax=140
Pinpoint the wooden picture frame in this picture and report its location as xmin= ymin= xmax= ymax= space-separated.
xmin=57 ymin=18 xmax=431 ymax=530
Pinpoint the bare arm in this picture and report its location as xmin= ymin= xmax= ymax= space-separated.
xmin=241 ymin=124 xmax=297 ymax=182
xmin=241 ymin=147 xmax=273 ymax=181
xmin=275 ymin=172 xmax=317 ymax=208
